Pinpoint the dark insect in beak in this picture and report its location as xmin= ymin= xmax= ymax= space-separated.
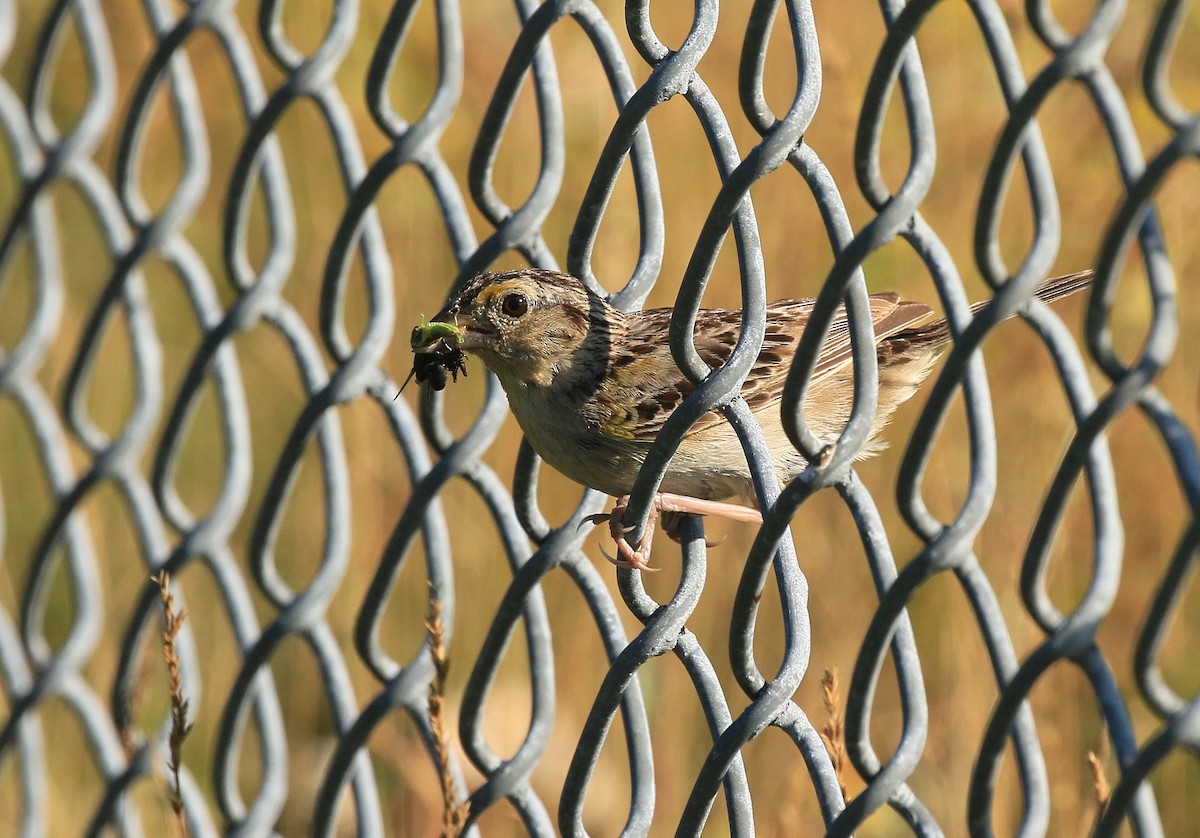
xmin=396 ymin=338 xmax=469 ymax=398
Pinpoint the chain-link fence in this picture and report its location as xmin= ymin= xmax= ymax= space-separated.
xmin=1 ymin=0 xmax=1197 ymax=835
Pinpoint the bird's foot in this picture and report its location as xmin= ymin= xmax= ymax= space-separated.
xmin=583 ymin=495 xmax=658 ymax=571
xmin=582 ymin=493 xmax=763 ymax=572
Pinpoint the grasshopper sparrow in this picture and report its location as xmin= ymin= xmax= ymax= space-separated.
xmin=411 ymin=269 xmax=1092 ymax=570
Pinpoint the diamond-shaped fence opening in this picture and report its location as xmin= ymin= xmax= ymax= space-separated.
xmin=0 ymin=0 xmax=1197 ymax=835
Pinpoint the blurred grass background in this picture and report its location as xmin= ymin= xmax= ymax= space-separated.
xmin=1 ymin=0 xmax=1198 ymax=835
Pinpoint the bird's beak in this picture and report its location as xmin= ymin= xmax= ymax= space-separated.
xmin=411 ymin=305 xmax=494 ymax=353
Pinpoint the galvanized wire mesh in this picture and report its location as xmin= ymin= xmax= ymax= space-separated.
xmin=1 ymin=0 xmax=1197 ymax=835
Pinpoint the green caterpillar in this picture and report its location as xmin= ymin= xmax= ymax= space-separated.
xmin=410 ymin=316 xmax=463 ymax=350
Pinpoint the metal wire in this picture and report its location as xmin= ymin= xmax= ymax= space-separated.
xmin=0 ymin=0 xmax=1196 ymax=835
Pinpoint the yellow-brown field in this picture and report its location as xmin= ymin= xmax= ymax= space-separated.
xmin=1 ymin=0 xmax=1197 ymax=835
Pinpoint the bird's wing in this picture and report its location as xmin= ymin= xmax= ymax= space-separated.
xmin=598 ymin=295 xmax=933 ymax=442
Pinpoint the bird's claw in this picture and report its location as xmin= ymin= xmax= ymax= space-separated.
xmin=582 ymin=493 xmax=758 ymax=572
xmin=582 ymin=499 xmax=658 ymax=572
xmin=598 ymin=540 xmax=659 ymax=573
xmin=580 ymin=511 xmax=630 ymax=532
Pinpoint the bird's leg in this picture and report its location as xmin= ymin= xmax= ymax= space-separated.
xmin=582 ymin=492 xmax=763 ymax=572
xmin=655 ymin=492 xmax=764 ymax=523
xmin=657 ymin=493 xmax=763 ymax=546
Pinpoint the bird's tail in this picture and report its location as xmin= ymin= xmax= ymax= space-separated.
xmin=895 ymin=269 xmax=1094 ymax=348
xmin=1021 ymin=269 xmax=1095 ymax=307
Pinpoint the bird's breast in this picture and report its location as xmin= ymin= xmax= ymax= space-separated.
xmin=500 ymin=382 xmax=643 ymax=497
xmin=501 ymin=379 xmax=773 ymax=503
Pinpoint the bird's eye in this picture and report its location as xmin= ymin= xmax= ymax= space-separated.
xmin=501 ymin=292 xmax=529 ymax=318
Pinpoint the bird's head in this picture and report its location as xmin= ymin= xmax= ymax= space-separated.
xmin=412 ymin=269 xmax=613 ymax=389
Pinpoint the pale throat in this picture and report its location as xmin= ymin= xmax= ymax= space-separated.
xmin=479 ymin=345 xmax=569 ymax=391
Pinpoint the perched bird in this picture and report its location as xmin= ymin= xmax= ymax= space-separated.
xmin=411 ymin=268 xmax=1092 ymax=570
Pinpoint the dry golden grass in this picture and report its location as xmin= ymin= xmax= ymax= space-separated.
xmin=0 ymin=0 xmax=1198 ymax=835
xmin=427 ymin=590 xmax=470 ymax=837
xmin=820 ymin=667 xmax=849 ymax=804
xmin=153 ymin=570 xmax=193 ymax=837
